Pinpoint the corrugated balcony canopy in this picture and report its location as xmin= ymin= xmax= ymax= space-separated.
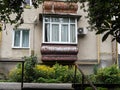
xmin=43 ymin=1 xmax=78 ymax=14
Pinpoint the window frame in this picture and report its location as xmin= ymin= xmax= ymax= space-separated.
xmin=42 ymin=16 xmax=78 ymax=44
xmin=24 ymin=0 xmax=32 ymax=8
xmin=12 ymin=29 xmax=30 ymax=49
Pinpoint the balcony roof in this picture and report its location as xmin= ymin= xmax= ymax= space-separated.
xmin=39 ymin=13 xmax=81 ymax=21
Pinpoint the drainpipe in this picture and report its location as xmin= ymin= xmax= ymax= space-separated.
xmin=97 ymin=35 xmax=100 ymax=64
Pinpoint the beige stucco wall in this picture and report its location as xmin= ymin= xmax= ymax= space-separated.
xmin=0 ymin=3 xmax=114 ymax=66
xmin=76 ymin=2 xmax=113 ymax=66
xmin=0 ymin=5 xmax=43 ymax=60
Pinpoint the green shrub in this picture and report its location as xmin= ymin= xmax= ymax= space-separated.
xmin=8 ymin=55 xmax=37 ymax=82
xmin=8 ymin=60 xmax=82 ymax=83
xmin=9 ymin=68 xmax=22 ymax=82
xmin=85 ymin=87 xmax=108 ymax=90
xmin=34 ymin=77 xmax=61 ymax=83
xmin=34 ymin=63 xmax=82 ymax=83
xmin=95 ymin=64 xmax=120 ymax=84
xmin=114 ymin=88 xmax=120 ymax=90
xmin=23 ymin=55 xmax=37 ymax=82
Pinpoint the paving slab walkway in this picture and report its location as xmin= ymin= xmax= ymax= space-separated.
xmin=0 ymin=82 xmax=73 ymax=90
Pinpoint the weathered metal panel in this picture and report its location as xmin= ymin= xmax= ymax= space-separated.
xmin=43 ymin=1 xmax=78 ymax=14
xmin=41 ymin=44 xmax=78 ymax=62
xmin=41 ymin=44 xmax=78 ymax=54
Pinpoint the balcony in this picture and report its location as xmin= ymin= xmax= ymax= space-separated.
xmin=41 ymin=43 xmax=78 ymax=63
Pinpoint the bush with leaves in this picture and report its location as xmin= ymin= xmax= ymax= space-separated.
xmin=9 ymin=58 xmax=82 ymax=83
xmin=85 ymin=87 xmax=108 ymax=90
xmin=9 ymin=63 xmax=22 ymax=82
xmin=9 ymin=55 xmax=37 ymax=82
xmin=23 ymin=55 xmax=37 ymax=82
xmin=95 ymin=64 xmax=120 ymax=84
xmin=34 ymin=63 xmax=82 ymax=83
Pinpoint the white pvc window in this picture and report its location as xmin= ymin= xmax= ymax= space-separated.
xmin=13 ymin=29 xmax=30 ymax=48
xmin=25 ymin=0 xmax=32 ymax=6
xmin=43 ymin=16 xmax=77 ymax=44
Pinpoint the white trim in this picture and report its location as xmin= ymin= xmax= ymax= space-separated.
xmin=29 ymin=0 xmax=32 ymax=6
xmin=12 ymin=30 xmax=15 ymax=48
xmin=12 ymin=29 xmax=30 ymax=49
xmin=42 ymin=18 xmax=45 ymax=43
xmin=43 ymin=16 xmax=77 ymax=44
xmin=24 ymin=0 xmax=32 ymax=8
xmin=75 ymin=18 xmax=78 ymax=44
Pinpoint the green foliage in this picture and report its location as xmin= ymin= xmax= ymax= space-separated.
xmin=115 ymin=88 xmax=120 ymax=90
xmin=34 ymin=63 xmax=82 ymax=83
xmin=9 ymin=68 xmax=22 ymax=82
xmin=93 ymin=64 xmax=99 ymax=75
xmin=95 ymin=64 xmax=120 ymax=84
xmin=34 ymin=77 xmax=61 ymax=83
xmin=79 ymin=0 xmax=120 ymax=43
xmin=9 ymin=59 xmax=82 ymax=83
xmin=0 ymin=0 xmax=43 ymax=25
xmin=24 ymin=55 xmax=37 ymax=82
xmin=8 ymin=55 xmax=37 ymax=82
xmin=85 ymin=87 xmax=108 ymax=90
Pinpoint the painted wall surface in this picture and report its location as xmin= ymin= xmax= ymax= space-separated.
xmin=0 ymin=31 xmax=1 ymax=46
xmin=118 ymin=43 xmax=120 ymax=54
xmin=0 ymin=5 xmax=43 ymax=60
xmin=0 ymin=2 xmax=114 ymax=65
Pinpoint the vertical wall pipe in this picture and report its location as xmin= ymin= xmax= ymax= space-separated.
xmin=97 ymin=35 xmax=100 ymax=64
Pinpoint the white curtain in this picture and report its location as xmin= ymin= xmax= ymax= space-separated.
xmin=70 ymin=24 xmax=76 ymax=42
xmin=61 ymin=24 xmax=68 ymax=42
xmin=14 ymin=30 xmax=20 ymax=47
xmin=52 ymin=24 xmax=59 ymax=42
xmin=22 ymin=30 xmax=29 ymax=47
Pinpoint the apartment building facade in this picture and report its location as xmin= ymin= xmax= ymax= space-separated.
xmin=0 ymin=0 xmax=118 ymax=73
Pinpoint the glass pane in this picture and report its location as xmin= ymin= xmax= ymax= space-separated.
xmin=61 ymin=18 xmax=69 ymax=23
xmin=70 ymin=24 xmax=76 ymax=42
xmin=25 ymin=0 xmax=30 ymax=5
xmin=51 ymin=18 xmax=60 ymax=22
xmin=52 ymin=24 xmax=59 ymax=42
xmin=45 ymin=17 xmax=50 ymax=22
xmin=22 ymin=30 xmax=29 ymax=47
xmin=14 ymin=30 xmax=20 ymax=47
xmin=61 ymin=24 xmax=68 ymax=42
xmin=70 ymin=18 xmax=75 ymax=23
xmin=45 ymin=24 xmax=50 ymax=42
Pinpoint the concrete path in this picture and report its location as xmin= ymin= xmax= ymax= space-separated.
xmin=0 ymin=82 xmax=73 ymax=90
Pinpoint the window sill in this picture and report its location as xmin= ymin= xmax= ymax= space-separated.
xmin=24 ymin=5 xmax=32 ymax=9
xmin=42 ymin=42 xmax=77 ymax=45
xmin=12 ymin=47 xmax=30 ymax=49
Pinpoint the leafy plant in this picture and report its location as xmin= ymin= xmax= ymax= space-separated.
xmin=9 ymin=67 xmax=22 ymax=82
xmin=8 ymin=60 xmax=82 ymax=83
xmin=85 ymin=87 xmax=108 ymax=90
xmin=95 ymin=64 xmax=120 ymax=84
xmin=24 ymin=55 xmax=37 ymax=82
xmin=34 ymin=63 xmax=82 ymax=83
